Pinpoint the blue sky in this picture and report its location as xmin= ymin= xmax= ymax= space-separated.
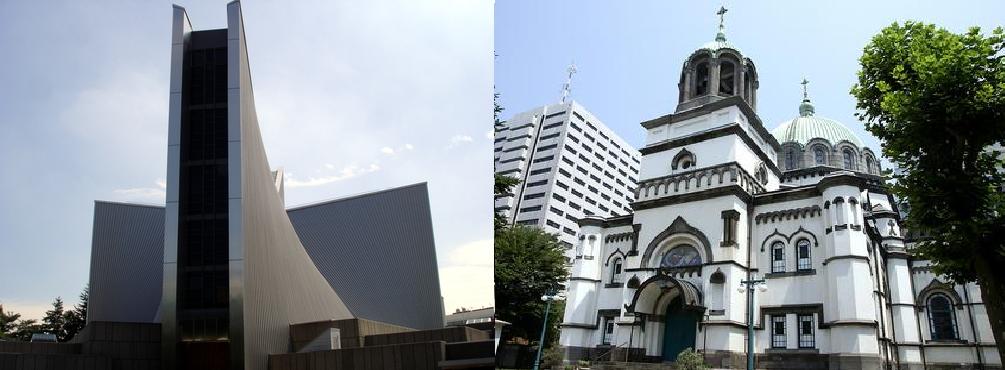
xmin=495 ymin=0 xmax=1005 ymax=162
xmin=0 ymin=0 xmax=492 ymax=320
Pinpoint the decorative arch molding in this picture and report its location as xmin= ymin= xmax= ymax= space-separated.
xmin=760 ymin=228 xmax=789 ymax=252
xmin=604 ymin=248 xmax=628 ymax=267
xmin=789 ymin=227 xmax=819 ymax=248
xmin=672 ymin=148 xmax=697 ymax=170
xmin=624 ymin=274 xmax=704 ymax=314
xmin=916 ymin=279 xmax=963 ymax=309
xmin=640 ymin=216 xmax=713 ymax=267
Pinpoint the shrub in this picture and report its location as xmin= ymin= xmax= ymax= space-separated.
xmin=674 ymin=348 xmax=708 ymax=370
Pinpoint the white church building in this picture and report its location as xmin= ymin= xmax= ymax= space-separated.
xmin=558 ymin=11 xmax=1000 ymax=370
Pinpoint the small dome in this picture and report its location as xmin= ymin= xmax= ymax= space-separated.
xmin=698 ymin=39 xmax=742 ymax=54
xmin=772 ymin=115 xmax=864 ymax=147
xmin=771 ymin=80 xmax=863 ymax=147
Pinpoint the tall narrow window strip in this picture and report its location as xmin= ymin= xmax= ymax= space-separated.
xmin=771 ymin=315 xmax=787 ymax=348
xmin=611 ymin=258 xmax=623 ymax=283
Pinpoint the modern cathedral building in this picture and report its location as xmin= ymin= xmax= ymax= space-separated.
xmin=0 ymin=3 xmax=495 ymax=370
xmin=558 ymin=10 xmax=1000 ymax=370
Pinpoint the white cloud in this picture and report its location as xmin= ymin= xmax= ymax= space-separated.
xmin=484 ymin=130 xmax=493 ymax=139
xmin=438 ymin=239 xmax=493 ymax=313
xmin=444 ymin=134 xmax=475 ymax=150
xmin=380 ymin=147 xmax=395 ymax=155
xmin=404 ymin=143 xmax=414 ymax=150
xmin=111 ymin=178 xmax=167 ymax=202
xmin=286 ymin=163 xmax=381 ymax=188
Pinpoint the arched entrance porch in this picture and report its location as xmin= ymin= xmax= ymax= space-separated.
xmin=624 ymin=274 xmax=705 ymax=362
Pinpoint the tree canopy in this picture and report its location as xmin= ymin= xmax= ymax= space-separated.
xmin=851 ymin=20 xmax=1005 ymax=359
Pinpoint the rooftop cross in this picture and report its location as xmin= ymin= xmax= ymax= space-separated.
xmin=716 ymin=6 xmax=728 ymax=41
xmin=801 ymin=77 xmax=810 ymax=100
xmin=560 ymin=62 xmax=578 ymax=104
xmin=799 ymin=77 xmax=815 ymax=116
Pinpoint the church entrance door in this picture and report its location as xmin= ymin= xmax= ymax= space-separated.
xmin=662 ymin=297 xmax=699 ymax=362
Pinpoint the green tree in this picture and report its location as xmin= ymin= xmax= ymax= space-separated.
xmin=851 ymin=21 xmax=1005 ymax=359
xmin=0 ymin=305 xmax=22 ymax=340
xmin=42 ymin=297 xmax=67 ymax=342
xmin=495 ymin=225 xmax=568 ymax=342
xmin=11 ymin=319 xmax=40 ymax=342
xmin=63 ymin=285 xmax=89 ymax=342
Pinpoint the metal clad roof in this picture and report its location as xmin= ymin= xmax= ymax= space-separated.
xmin=288 ymin=183 xmax=445 ymax=330
xmin=771 ymin=115 xmax=864 ymax=147
xmin=85 ymin=183 xmax=444 ymax=330
xmin=87 ymin=201 xmax=164 ymax=323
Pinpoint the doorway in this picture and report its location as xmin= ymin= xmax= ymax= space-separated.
xmin=661 ymin=296 xmax=699 ymax=362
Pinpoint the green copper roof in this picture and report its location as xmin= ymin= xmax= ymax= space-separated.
xmin=771 ymin=112 xmax=864 ymax=147
xmin=698 ymin=39 xmax=741 ymax=53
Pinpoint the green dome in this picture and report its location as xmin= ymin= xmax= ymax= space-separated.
xmin=771 ymin=106 xmax=864 ymax=147
xmin=698 ymin=38 xmax=741 ymax=54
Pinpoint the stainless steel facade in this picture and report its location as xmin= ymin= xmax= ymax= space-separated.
xmin=88 ymin=183 xmax=443 ymax=331
xmin=87 ymin=201 xmax=165 ymax=324
xmin=287 ymin=183 xmax=445 ymax=330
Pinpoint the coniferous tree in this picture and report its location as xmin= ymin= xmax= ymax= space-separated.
xmin=63 ymin=285 xmax=89 ymax=342
xmin=0 ymin=305 xmax=22 ymax=340
xmin=42 ymin=297 xmax=67 ymax=341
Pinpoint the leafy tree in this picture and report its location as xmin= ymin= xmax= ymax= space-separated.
xmin=493 ymin=91 xmax=568 ymax=347
xmin=11 ymin=319 xmax=40 ymax=342
xmin=0 ymin=305 xmax=22 ymax=340
xmin=495 ymin=225 xmax=568 ymax=342
xmin=851 ymin=21 xmax=1005 ymax=359
xmin=42 ymin=297 xmax=67 ymax=342
xmin=63 ymin=285 xmax=89 ymax=342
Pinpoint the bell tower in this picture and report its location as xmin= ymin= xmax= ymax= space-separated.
xmin=676 ymin=6 xmax=759 ymax=113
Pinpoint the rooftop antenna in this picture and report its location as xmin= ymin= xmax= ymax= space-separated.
xmin=716 ymin=5 xmax=728 ymax=41
xmin=560 ymin=62 xmax=577 ymax=104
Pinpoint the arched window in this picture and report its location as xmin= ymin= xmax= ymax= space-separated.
xmin=796 ymin=239 xmax=811 ymax=270
xmin=755 ymin=164 xmax=768 ymax=185
xmin=785 ymin=149 xmax=798 ymax=170
xmin=719 ymin=61 xmax=735 ymax=96
xmin=744 ymin=70 xmax=752 ymax=98
xmin=708 ymin=270 xmax=726 ymax=310
xmin=814 ymin=146 xmax=827 ymax=165
xmin=927 ymin=293 xmax=958 ymax=340
xmin=695 ymin=62 xmax=710 ymax=96
xmin=842 ymin=149 xmax=855 ymax=170
xmin=865 ymin=156 xmax=875 ymax=173
xmin=672 ymin=149 xmax=696 ymax=170
xmin=771 ymin=241 xmax=785 ymax=273
xmin=660 ymin=244 xmax=702 ymax=268
xmin=610 ymin=258 xmax=623 ymax=283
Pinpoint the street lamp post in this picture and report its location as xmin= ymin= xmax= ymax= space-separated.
xmin=738 ymin=275 xmax=767 ymax=370
xmin=532 ymin=289 xmax=559 ymax=370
